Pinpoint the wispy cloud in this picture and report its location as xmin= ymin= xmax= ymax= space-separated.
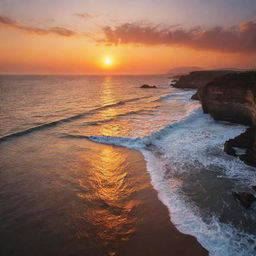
xmin=100 ymin=21 xmax=256 ymax=53
xmin=1 ymin=14 xmax=256 ymax=54
xmin=0 ymin=15 xmax=78 ymax=37
xmin=74 ymin=12 xmax=99 ymax=20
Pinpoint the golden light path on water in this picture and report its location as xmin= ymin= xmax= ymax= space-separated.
xmin=98 ymin=76 xmax=134 ymax=136
xmin=74 ymin=77 xmax=146 ymax=251
xmin=74 ymin=143 xmax=151 ymax=256
xmin=86 ymin=147 xmax=138 ymax=240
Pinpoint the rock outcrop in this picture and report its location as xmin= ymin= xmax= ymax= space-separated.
xmin=201 ymin=72 xmax=256 ymax=125
xmin=173 ymin=70 xmax=233 ymax=90
xmin=224 ymin=127 xmax=256 ymax=167
xmin=201 ymin=72 xmax=256 ymax=167
xmin=191 ymin=91 xmax=200 ymax=100
xmin=173 ymin=70 xmax=256 ymax=168
xmin=232 ymin=192 xmax=256 ymax=208
xmin=173 ymin=70 xmax=256 ymax=205
xmin=140 ymin=84 xmax=157 ymax=89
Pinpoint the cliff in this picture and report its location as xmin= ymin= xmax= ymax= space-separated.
xmin=201 ymin=71 xmax=256 ymax=166
xmin=172 ymin=70 xmax=256 ymax=206
xmin=201 ymin=72 xmax=256 ymax=125
xmin=173 ymin=70 xmax=233 ymax=90
xmin=172 ymin=70 xmax=256 ymax=167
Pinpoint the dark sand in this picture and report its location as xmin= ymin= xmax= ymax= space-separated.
xmin=0 ymin=135 xmax=208 ymax=256
xmin=116 ymin=148 xmax=208 ymax=256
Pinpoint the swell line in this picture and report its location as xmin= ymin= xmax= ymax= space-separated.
xmin=0 ymin=96 xmax=152 ymax=143
xmin=63 ymin=107 xmax=202 ymax=149
xmin=85 ymin=110 xmax=143 ymax=126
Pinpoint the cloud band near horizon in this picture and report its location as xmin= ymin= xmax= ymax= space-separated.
xmin=1 ymin=13 xmax=256 ymax=53
xmin=0 ymin=15 xmax=77 ymax=37
xmin=100 ymin=21 xmax=256 ymax=53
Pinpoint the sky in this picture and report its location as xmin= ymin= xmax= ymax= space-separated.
xmin=0 ymin=0 xmax=256 ymax=74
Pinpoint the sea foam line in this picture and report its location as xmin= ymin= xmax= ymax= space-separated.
xmin=75 ymin=107 xmax=256 ymax=256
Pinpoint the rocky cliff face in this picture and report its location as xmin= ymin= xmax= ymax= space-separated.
xmin=173 ymin=71 xmax=256 ymax=167
xmin=201 ymin=71 xmax=256 ymax=167
xmin=173 ymin=70 xmax=233 ymax=89
xmin=173 ymin=71 xmax=256 ymax=205
xmin=201 ymin=72 xmax=256 ymax=125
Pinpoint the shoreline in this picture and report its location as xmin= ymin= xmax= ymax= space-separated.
xmin=1 ymin=73 xmax=255 ymax=256
xmin=172 ymin=70 xmax=256 ymax=168
xmin=111 ymin=147 xmax=209 ymax=256
xmin=172 ymin=70 xmax=256 ymax=207
xmin=0 ymin=133 xmax=208 ymax=256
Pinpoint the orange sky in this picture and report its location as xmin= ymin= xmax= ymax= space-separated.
xmin=0 ymin=0 xmax=256 ymax=74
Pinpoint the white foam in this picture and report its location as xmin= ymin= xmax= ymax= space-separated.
xmin=153 ymin=110 xmax=256 ymax=184
xmin=233 ymin=147 xmax=247 ymax=156
xmin=80 ymin=135 xmax=144 ymax=149
xmin=143 ymin=109 xmax=256 ymax=255
xmin=81 ymin=90 xmax=256 ymax=256
xmin=155 ymin=90 xmax=196 ymax=102
xmin=142 ymin=145 xmax=256 ymax=256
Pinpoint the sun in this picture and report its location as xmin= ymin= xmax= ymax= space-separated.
xmin=101 ymin=56 xmax=115 ymax=70
xmin=104 ymin=57 xmax=112 ymax=66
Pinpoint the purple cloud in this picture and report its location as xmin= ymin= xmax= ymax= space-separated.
xmin=0 ymin=15 xmax=77 ymax=37
xmin=100 ymin=21 xmax=256 ymax=53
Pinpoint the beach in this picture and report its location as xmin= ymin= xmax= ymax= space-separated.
xmin=0 ymin=131 xmax=207 ymax=256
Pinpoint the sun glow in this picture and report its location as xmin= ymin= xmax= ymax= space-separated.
xmin=104 ymin=57 xmax=112 ymax=66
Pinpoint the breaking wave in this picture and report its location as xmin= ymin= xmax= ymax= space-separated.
xmin=0 ymin=95 xmax=153 ymax=143
xmin=70 ymin=107 xmax=256 ymax=256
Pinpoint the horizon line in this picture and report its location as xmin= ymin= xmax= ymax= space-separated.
xmin=1 ymin=68 xmax=255 ymax=77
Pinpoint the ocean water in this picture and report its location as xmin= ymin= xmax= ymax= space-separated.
xmin=0 ymin=75 xmax=255 ymax=256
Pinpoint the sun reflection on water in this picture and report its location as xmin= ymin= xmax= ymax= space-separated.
xmin=72 ymin=77 xmax=148 ymax=250
xmin=77 ymin=145 xmax=140 ymax=247
xmin=98 ymin=76 xmax=128 ymax=136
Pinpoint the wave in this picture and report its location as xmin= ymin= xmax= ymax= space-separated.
xmin=0 ymin=95 xmax=152 ymax=143
xmin=85 ymin=109 xmax=151 ymax=126
xmin=64 ymin=134 xmax=144 ymax=149
xmin=3 ymin=83 xmax=255 ymax=255
xmin=153 ymin=90 xmax=196 ymax=103
xmin=143 ymin=153 xmax=256 ymax=255
xmin=64 ymin=107 xmax=202 ymax=149
xmin=69 ymin=108 xmax=256 ymax=256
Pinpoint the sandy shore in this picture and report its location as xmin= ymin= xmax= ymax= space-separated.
xmin=0 ymin=136 xmax=208 ymax=256
xmin=115 ymin=147 xmax=208 ymax=256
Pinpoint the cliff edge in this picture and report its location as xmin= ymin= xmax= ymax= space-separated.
xmin=201 ymin=71 xmax=256 ymax=166
xmin=201 ymin=72 xmax=256 ymax=125
xmin=173 ymin=70 xmax=233 ymax=90
xmin=173 ymin=70 xmax=256 ymax=167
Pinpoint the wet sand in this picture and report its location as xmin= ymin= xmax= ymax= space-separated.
xmin=115 ymin=147 xmax=208 ymax=256
xmin=0 ymin=135 xmax=208 ymax=256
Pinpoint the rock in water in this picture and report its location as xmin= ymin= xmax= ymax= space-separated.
xmin=224 ymin=127 xmax=256 ymax=166
xmin=191 ymin=91 xmax=200 ymax=100
xmin=232 ymin=192 xmax=256 ymax=208
xmin=140 ymin=84 xmax=157 ymax=89
xmin=223 ymin=141 xmax=236 ymax=156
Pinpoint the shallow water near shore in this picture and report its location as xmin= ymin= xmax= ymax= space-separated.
xmin=0 ymin=75 xmax=256 ymax=256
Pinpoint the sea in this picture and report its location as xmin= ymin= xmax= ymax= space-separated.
xmin=0 ymin=75 xmax=255 ymax=256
